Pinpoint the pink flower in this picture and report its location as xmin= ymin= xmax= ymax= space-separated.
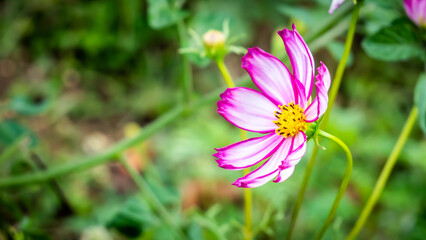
xmin=214 ymin=24 xmax=331 ymax=188
xmin=329 ymin=0 xmax=346 ymax=14
xmin=403 ymin=0 xmax=426 ymax=27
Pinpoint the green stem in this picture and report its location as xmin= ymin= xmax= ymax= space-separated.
xmin=286 ymin=4 xmax=362 ymax=239
xmin=215 ymin=57 xmax=252 ymax=240
xmin=315 ymin=130 xmax=353 ymax=240
xmin=177 ymin=20 xmax=193 ymax=103
xmin=0 ymin=106 xmax=184 ymax=188
xmin=346 ymin=107 xmax=418 ymax=240
xmin=0 ymin=78 xmax=255 ymax=189
xmin=119 ymin=156 xmax=186 ymax=239
xmin=215 ymin=58 xmax=235 ymax=88
xmin=285 ymin=147 xmax=319 ymax=240
xmin=323 ymin=2 xmax=361 ymax=126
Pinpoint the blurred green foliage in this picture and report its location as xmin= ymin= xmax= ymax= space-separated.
xmin=0 ymin=0 xmax=425 ymax=239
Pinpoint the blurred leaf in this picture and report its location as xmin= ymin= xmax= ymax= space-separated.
xmin=277 ymin=4 xmax=329 ymax=30
xmin=107 ymin=196 xmax=158 ymax=238
xmin=188 ymin=222 xmax=205 ymax=240
xmin=363 ymin=0 xmax=402 ymax=34
xmin=327 ymin=41 xmax=354 ymax=66
xmin=362 ymin=19 xmax=423 ymax=62
xmin=147 ymin=0 xmax=187 ymax=29
xmin=0 ymin=121 xmax=37 ymax=148
xmin=414 ymin=73 xmax=426 ymax=134
xmin=10 ymin=96 xmax=50 ymax=116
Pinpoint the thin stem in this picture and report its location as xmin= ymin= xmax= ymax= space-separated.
xmin=177 ymin=20 xmax=193 ymax=103
xmin=315 ymin=130 xmax=353 ymax=240
xmin=30 ymin=152 xmax=74 ymax=216
xmin=119 ymin=156 xmax=186 ymax=239
xmin=215 ymin=58 xmax=235 ymax=88
xmin=215 ymin=58 xmax=252 ymax=240
xmin=324 ymin=3 xmax=361 ymax=125
xmin=0 ymin=78 xmax=255 ymax=189
xmin=346 ymin=107 xmax=418 ymax=240
xmin=0 ymin=106 xmax=184 ymax=188
xmin=286 ymin=4 xmax=362 ymax=239
xmin=285 ymin=147 xmax=319 ymax=240
xmin=241 ymin=131 xmax=252 ymax=240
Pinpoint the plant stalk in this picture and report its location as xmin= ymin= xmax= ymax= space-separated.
xmin=315 ymin=130 xmax=353 ymax=239
xmin=119 ymin=155 xmax=186 ymax=239
xmin=346 ymin=107 xmax=418 ymax=240
xmin=286 ymin=3 xmax=362 ymax=239
xmin=215 ymin=57 xmax=252 ymax=240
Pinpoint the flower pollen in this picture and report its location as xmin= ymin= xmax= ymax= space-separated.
xmin=273 ymin=102 xmax=307 ymax=138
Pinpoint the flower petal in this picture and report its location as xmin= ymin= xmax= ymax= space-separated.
xmin=404 ymin=0 xmax=426 ymax=27
xmin=214 ymin=133 xmax=284 ymax=170
xmin=273 ymin=132 xmax=306 ymax=183
xmin=294 ymin=79 xmax=307 ymax=109
xmin=329 ymin=0 xmax=346 ymax=14
xmin=217 ymin=87 xmax=279 ymax=133
xmin=232 ymin=137 xmax=292 ymax=188
xmin=304 ymin=62 xmax=331 ymax=122
xmin=241 ymin=47 xmax=296 ymax=105
xmin=278 ymin=24 xmax=314 ymax=99
xmin=273 ymin=165 xmax=295 ymax=183
xmin=286 ymin=132 xmax=307 ymax=166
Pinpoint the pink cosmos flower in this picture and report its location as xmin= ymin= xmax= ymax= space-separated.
xmin=329 ymin=0 xmax=346 ymax=14
xmin=403 ymin=0 xmax=426 ymax=27
xmin=213 ymin=24 xmax=331 ymax=188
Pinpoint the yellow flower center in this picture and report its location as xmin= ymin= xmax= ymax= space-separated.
xmin=273 ymin=102 xmax=307 ymax=138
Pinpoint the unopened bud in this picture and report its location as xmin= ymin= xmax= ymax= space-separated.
xmin=202 ymin=30 xmax=226 ymax=48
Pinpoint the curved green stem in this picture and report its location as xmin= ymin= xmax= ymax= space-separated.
xmin=346 ymin=107 xmax=418 ymax=240
xmin=215 ymin=57 xmax=252 ymax=240
xmin=177 ymin=20 xmax=193 ymax=103
xmin=286 ymin=3 xmax=362 ymax=239
xmin=119 ymin=156 xmax=186 ymax=239
xmin=315 ymin=130 xmax=353 ymax=239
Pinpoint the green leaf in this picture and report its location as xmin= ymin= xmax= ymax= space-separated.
xmin=10 ymin=96 xmax=50 ymax=116
xmin=415 ymin=73 xmax=426 ymax=135
xmin=147 ymin=0 xmax=186 ymax=29
xmin=362 ymin=19 xmax=423 ymax=62
xmin=0 ymin=121 xmax=38 ymax=148
xmin=107 ymin=196 xmax=158 ymax=238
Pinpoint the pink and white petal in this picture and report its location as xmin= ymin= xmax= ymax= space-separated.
xmin=218 ymin=87 xmax=279 ymax=133
xmin=214 ymin=133 xmax=284 ymax=170
xmin=294 ymin=79 xmax=308 ymax=109
xmin=329 ymin=0 xmax=346 ymax=14
xmin=286 ymin=132 xmax=307 ymax=166
xmin=278 ymin=24 xmax=314 ymax=99
xmin=232 ymin=137 xmax=292 ymax=188
xmin=304 ymin=62 xmax=331 ymax=122
xmin=241 ymin=47 xmax=296 ymax=105
xmin=273 ymin=165 xmax=295 ymax=183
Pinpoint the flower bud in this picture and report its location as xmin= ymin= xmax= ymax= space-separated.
xmin=202 ymin=30 xmax=226 ymax=48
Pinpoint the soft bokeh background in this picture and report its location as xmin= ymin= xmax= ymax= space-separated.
xmin=1 ymin=0 xmax=425 ymax=239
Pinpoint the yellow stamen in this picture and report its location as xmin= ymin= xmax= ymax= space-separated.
xmin=273 ymin=101 xmax=307 ymax=138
